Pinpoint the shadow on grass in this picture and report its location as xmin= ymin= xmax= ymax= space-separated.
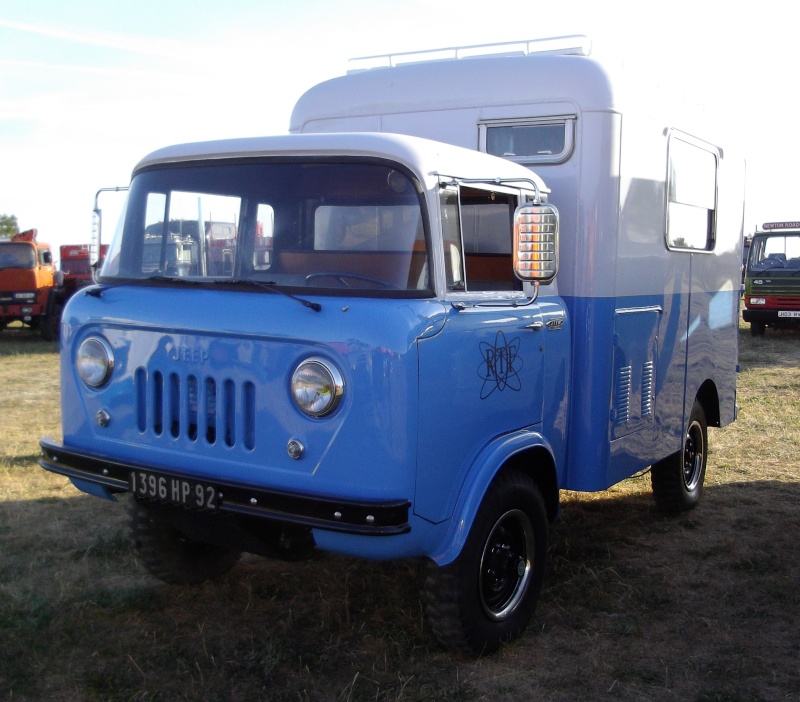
xmin=2 ymin=478 xmax=799 ymax=700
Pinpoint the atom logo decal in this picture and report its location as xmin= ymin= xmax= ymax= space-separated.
xmin=478 ymin=330 xmax=523 ymax=399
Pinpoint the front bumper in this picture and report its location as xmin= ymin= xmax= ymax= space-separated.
xmin=742 ymin=308 xmax=800 ymax=327
xmin=0 ymin=302 xmax=44 ymax=318
xmin=39 ymin=438 xmax=411 ymax=536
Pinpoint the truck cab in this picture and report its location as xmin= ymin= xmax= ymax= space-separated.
xmin=41 ymin=132 xmax=563 ymax=655
xmin=0 ymin=228 xmax=58 ymax=339
xmin=742 ymin=222 xmax=800 ymax=336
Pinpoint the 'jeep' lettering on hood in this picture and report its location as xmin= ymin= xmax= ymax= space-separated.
xmin=171 ymin=347 xmax=209 ymax=364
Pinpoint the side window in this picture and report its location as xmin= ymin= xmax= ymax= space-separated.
xmin=440 ymin=187 xmax=464 ymax=290
xmin=480 ymin=117 xmax=575 ymax=164
xmin=39 ymin=248 xmax=52 ymax=266
xmin=666 ymin=136 xmax=718 ymax=251
xmin=440 ymin=184 xmax=519 ymax=292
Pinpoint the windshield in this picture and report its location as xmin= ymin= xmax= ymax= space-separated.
xmin=0 ymin=243 xmax=36 ymax=270
xmin=747 ymin=234 xmax=800 ymax=273
xmin=100 ymin=161 xmax=430 ymax=294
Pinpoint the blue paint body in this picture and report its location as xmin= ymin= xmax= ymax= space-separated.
xmin=41 ymin=48 xmax=744 ymax=571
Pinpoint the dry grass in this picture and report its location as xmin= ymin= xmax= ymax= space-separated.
xmin=1 ymin=322 xmax=799 ymax=701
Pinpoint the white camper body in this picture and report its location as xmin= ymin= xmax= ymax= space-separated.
xmin=291 ymin=41 xmax=744 ymax=491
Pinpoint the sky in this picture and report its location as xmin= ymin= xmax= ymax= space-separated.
xmin=1 ymin=0 xmax=796 ymax=261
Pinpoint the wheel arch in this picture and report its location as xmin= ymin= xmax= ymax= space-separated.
xmin=429 ymin=432 xmax=559 ymax=566
xmin=695 ymin=378 xmax=720 ymax=428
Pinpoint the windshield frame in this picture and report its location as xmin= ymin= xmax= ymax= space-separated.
xmin=0 ymin=243 xmax=37 ymax=270
xmin=98 ymin=156 xmax=435 ymax=299
xmin=746 ymin=232 xmax=800 ymax=274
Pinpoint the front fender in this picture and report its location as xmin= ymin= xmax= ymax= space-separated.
xmin=428 ymin=427 xmax=556 ymax=566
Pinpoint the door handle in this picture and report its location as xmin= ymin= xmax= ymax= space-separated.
xmin=525 ymin=321 xmax=544 ymax=331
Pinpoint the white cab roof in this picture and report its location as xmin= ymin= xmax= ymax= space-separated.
xmin=134 ymin=132 xmax=548 ymax=194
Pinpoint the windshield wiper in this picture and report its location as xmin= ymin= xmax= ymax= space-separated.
xmin=143 ymin=275 xmax=321 ymax=311
xmin=217 ymin=278 xmax=322 ymax=312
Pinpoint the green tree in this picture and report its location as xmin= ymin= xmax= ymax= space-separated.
xmin=0 ymin=214 xmax=20 ymax=240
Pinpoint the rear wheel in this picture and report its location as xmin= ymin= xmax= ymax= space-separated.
xmin=651 ymin=400 xmax=707 ymax=514
xmin=424 ymin=471 xmax=548 ymax=656
xmin=129 ymin=497 xmax=241 ymax=584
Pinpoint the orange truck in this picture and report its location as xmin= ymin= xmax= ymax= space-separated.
xmin=0 ymin=229 xmax=59 ymax=340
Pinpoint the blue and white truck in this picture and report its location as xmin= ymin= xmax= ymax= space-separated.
xmin=40 ymin=38 xmax=744 ymax=655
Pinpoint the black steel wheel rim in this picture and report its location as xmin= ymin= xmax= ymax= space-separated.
xmin=479 ymin=509 xmax=534 ymax=620
xmin=683 ymin=420 xmax=704 ymax=490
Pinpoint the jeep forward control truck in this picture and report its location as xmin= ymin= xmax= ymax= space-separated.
xmin=41 ymin=39 xmax=744 ymax=655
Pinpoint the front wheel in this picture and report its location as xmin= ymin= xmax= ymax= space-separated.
xmin=750 ymin=321 xmax=766 ymax=337
xmin=423 ymin=471 xmax=548 ymax=656
xmin=651 ymin=400 xmax=708 ymax=514
xmin=129 ymin=498 xmax=241 ymax=584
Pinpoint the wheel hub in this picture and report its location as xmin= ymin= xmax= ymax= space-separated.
xmin=479 ymin=510 xmax=533 ymax=620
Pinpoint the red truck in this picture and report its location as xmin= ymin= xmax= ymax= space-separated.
xmin=59 ymin=243 xmax=108 ymax=298
xmin=0 ymin=229 xmax=59 ymax=340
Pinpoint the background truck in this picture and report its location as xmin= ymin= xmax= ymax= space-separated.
xmin=58 ymin=243 xmax=109 ymax=298
xmin=742 ymin=221 xmax=800 ymax=336
xmin=40 ymin=38 xmax=744 ymax=656
xmin=0 ymin=228 xmax=59 ymax=340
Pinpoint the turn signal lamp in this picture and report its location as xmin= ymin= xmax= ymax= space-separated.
xmin=513 ymin=204 xmax=559 ymax=282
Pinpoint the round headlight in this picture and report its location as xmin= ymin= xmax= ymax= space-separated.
xmin=291 ymin=357 xmax=344 ymax=417
xmin=77 ymin=337 xmax=114 ymax=387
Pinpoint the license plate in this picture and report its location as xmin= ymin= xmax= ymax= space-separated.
xmin=778 ymin=311 xmax=800 ymax=318
xmin=130 ymin=469 xmax=218 ymax=510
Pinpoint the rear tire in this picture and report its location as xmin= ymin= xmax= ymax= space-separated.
xmin=424 ymin=471 xmax=548 ymax=656
xmin=651 ymin=400 xmax=708 ymax=514
xmin=129 ymin=497 xmax=241 ymax=584
xmin=40 ymin=294 xmax=62 ymax=342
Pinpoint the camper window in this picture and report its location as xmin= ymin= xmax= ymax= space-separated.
xmin=666 ymin=136 xmax=718 ymax=251
xmin=479 ymin=117 xmax=575 ymax=164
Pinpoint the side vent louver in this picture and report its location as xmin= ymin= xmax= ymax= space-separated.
xmin=615 ymin=365 xmax=632 ymax=426
xmin=641 ymin=361 xmax=654 ymax=419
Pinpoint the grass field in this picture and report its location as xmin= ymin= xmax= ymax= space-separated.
xmin=1 ymin=323 xmax=799 ymax=701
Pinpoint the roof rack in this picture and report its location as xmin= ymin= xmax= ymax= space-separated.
xmin=347 ymin=35 xmax=591 ymax=73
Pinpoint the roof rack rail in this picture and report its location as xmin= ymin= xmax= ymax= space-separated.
xmin=347 ymin=35 xmax=591 ymax=73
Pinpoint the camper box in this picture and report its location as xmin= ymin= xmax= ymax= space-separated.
xmin=291 ymin=39 xmax=745 ymax=490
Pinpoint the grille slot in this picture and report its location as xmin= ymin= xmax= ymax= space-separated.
xmin=775 ymin=297 xmax=800 ymax=309
xmin=135 ymin=368 xmax=255 ymax=449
